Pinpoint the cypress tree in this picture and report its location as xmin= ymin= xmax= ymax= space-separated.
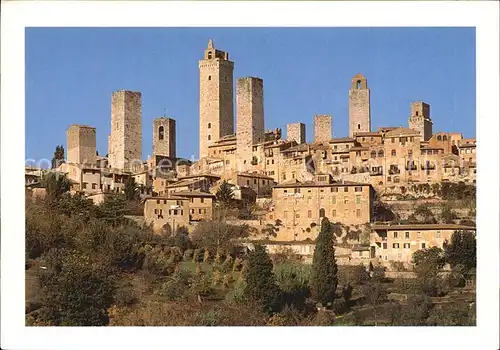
xmin=244 ymin=244 xmax=281 ymax=313
xmin=310 ymin=217 xmax=338 ymax=307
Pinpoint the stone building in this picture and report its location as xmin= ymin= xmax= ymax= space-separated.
xmin=349 ymin=74 xmax=371 ymax=137
xmin=144 ymin=197 xmax=190 ymax=233
xmin=408 ymin=101 xmax=433 ymax=141
xmin=236 ymin=77 xmax=265 ymax=172
xmin=287 ymin=123 xmax=306 ymax=144
xmin=235 ymin=172 xmax=275 ymax=197
xmin=108 ymin=90 xmax=142 ymax=171
xmin=372 ymin=223 xmax=476 ymax=265
xmin=313 ymin=114 xmax=332 ymax=143
xmin=270 ymin=174 xmax=373 ymax=241
xmin=153 ymin=117 xmax=176 ymax=161
xmin=199 ymin=39 xmax=234 ymax=159
xmin=66 ymin=125 xmax=96 ymax=166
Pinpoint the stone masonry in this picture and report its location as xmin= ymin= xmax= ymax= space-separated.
xmin=349 ymin=74 xmax=371 ymax=137
xmin=287 ymin=122 xmax=306 ymax=144
xmin=314 ymin=114 xmax=332 ymax=143
xmin=108 ymin=90 xmax=142 ymax=171
xmin=199 ymin=39 xmax=234 ymax=159
xmin=153 ymin=117 xmax=176 ymax=159
xmin=66 ymin=124 xmax=96 ymax=166
xmin=236 ymin=77 xmax=265 ymax=172
xmin=408 ymin=101 xmax=433 ymax=141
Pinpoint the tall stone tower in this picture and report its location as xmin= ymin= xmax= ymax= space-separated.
xmin=199 ymin=39 xmax=234 ymax=159
xmin=108 ymin=90 xmax=142 ymax=171
xmin=408 ymin=101 xmax=433 ymax=141
xmin=287 ymin=123 xmax=306 ymax=144
xmin=66 ymin=124 xmax=96 ymax=166
xmin=314 ymin=114 xmax=332 ymax=143
xmin=348 ymin=73 xmax=371 ymax=137
xmin=236 ymin=77 xmax=265 ymax=171
xmin=153 ymin=117 xmax=176 ymax=160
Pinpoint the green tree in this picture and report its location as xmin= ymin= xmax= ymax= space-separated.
xmin=95 ymin=194 xmax=127 ymax=226
xmin=215 ymin=180 xmax=235 ymax=208
xmin=42 ymin=172 xmax=71 ymax=201
xmin=440 ymin=204 xmax=458 ymax=224
xmin=51 ymin=145 xmax=65 ymax=169
xmin=244 ymin=244 xmax=281 ymax=313
xmin=124 ymin=176 xmax=139 ymax=201
xmin=310 ymin=217 xmax=338 ymax=307
xmin=408 ymin=204 xmax=437 ymax=224
xmin=37 ymin=249 xmax=115 ymax=326
xmin=412 ymin=246 xmax=446 ymax=269
xmin=443 ymin=230 xmax=476 ymax=271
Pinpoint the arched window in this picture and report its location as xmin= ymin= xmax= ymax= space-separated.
xmin=356 ymin=80 xmax=362 ymax=89
xmin=357 ymin=124 xmax=361 ymax=130
xmin=391 ymin=149 xmax=396 ymax=157
xmin=416 ymin=111 xmax=419 ymax=116
xmin=158 ymin=126 xmax=164 ymax=140
xmin=443 ymin=135 xmax=448 ymax=141
xmin=208 ymin=75 xmax=211 ymax=81
xmin=207 ymin=52 xmax=212 ymax=59
xmin=437 ymin=135 xmax=442 ymax=141
xmin=208 ymin=135 xmax=211 ymax=141
xmin=208 ymin=122 xmax=211 ymax=129
xmin=319 ymin=208 xmax=325 ymax=218
xmin=378 ymin=149 xmax=384 ymax=158
xmin=370 ymin=150 xmax=377 ymax=159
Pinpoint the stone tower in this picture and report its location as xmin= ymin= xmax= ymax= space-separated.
xmin=153 ymin=117 xmax=176 ymax=160
xmin=287 ymin=123 xmax=306 ymax=144
xmin=66 ymin=124 xmax=96 ymax=166
xmin=198 ymin=39 xmax=234 ymax=159
xmin=348 ymin=73 xmax=371 ymax=137
xmin=108 ymin=90 xmax=142 ymax=171
xmin=314 ymin=114 xmax=332 ymax=143
xmin=409 ymin=101 xmax=433 ymax=141
xmin=236 ymin=77 xmax=265 ymax=171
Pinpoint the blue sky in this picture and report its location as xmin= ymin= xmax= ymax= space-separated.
xmin=26 ymin=27 xmax=475 ymax=162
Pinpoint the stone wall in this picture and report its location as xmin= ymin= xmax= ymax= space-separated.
xmin=348 ymin=74 xmax=371 ymax=137
xmin=198 ymin=40 xmax=234 ymax=159
xmin=66 ymin=125 xmax=96 ymax=166
xmin=109 ymin=90 xmax=142 ymax=171
xmin=287 ymin=123 xmax=306 ymax=144
xmin=314 ymin=114 xmax=332 ymax=143
xmin=153 ymin=117 xmax=176 ymax=159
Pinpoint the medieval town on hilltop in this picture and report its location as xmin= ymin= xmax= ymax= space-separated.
xmin=26 ymin=39 xmax=477 ymax=268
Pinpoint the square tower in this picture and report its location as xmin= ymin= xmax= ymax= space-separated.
xmin=153 ymin=117 xmax=176 ymax=159
xmin=108 ymin=90 xmax=142 ymax=171
xmin=408 ymin=101 xmax=433 ymax=141
xmin=236 ymin=77 xmax=265 ymax=171
xmin=348 ymin=74 xmax=371 ymax=137
xmin=287 ymin=123 xmax=306 ymax=144
xmin=66 ymin=124 xmax=96 ymax=166
xmin=314 ymin=114 xmax=332 ymax=143
xmin=199 ymin=39 xmax=234 ymax=159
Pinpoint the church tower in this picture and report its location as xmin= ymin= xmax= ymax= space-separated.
xmin=198 ymin=39 xmax=234 ymax=159
xmin=348 ymin=74 xmax=371 ymax=138
xmin=408 ymin=101 xmax=433 ymax=141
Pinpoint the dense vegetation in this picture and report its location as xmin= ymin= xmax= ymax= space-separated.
xmin=25 ymin=184 xmax=476 ymax=326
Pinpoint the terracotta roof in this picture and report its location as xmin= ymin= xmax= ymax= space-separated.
xmin=372 ymin=223 xmax=476 ymax=231
xmin=329 ymin=137 xmax=355 ymax=144
xmin=170 ymin=190 xmax=215 ymax=198
xmin=384 ymin=127 xmax=420 ymax=137
xmin=354 ymin=132 xmax=381 ymax=137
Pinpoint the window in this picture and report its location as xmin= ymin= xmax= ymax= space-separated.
xmin=254 ymin=179 xmax=257 ymax=185
xmin=82 ymin=182 xmax=87 ymax=189
xmin=158 ymin=126 xmax=164 ymax=140
xmin=370 ymin=150 xmax=377 ymax=159
xmin=421 ymin=243 xmax=426 ymax=249
xmin=344 ymin=197 xmax=349 ymax=204
xmin=408 ymin=149 xmax=413 ymax=156
xmin=355 ymin=186 xmax=362 ymax=192
xmin=308 ymin=210 xmax=312 ymax=218
xmin=331 ymin=187 xmax=338 ymax=192
xmin=417 ymin=232 xmax=421 ymax=238
xmin=208 ymin=135 xmax=211 ymax=140
xmin=356 ymin=209 xmax=361 ymax=217
xmin=383 ymin=243 xmax=387 ymax=249
xmin=154 ymin=209 xmax=158 ymax=214
xmin=391 ymin=149 xmax=396 ymax=156
xmin=344 ymin=186 xmax=349 ymax=192
xmin=208 ymin=75 xmax=211 ymax=80
xmin=404 ymin=243 xmax=410 ymax=249
xmin=356 ymin=195 xmax=361 ymax=204
xmin=391 ymin=138 xmax=395 ymax=143
xmin=208 ymin=123 xmax=211 ymax=129
xmin=295 ymin=213 xmax=300 ymax=219
xmin=200 ymin=198 xmax=204 ymax=204
xmin=332 ymin=210 xmax=336 ymax=217
xmin=284 ymin=211 xmax=288 ymax=219
xmin=405 ymin=232 xmax=410 ymax=239
xmin=246 ymin=180 xmax=250 ymax=186
xmin=437 ymin=135 xmax=442 ymax=141
xmin=394 ymin=232 xmax=398 ymax=238
xmin=393 ymin=243 xmax=400 ymax=249
xmin=92 ymin=183 xmax=97 ymax=189
xmin=358 ymin=124 xmax=361 ymax=130
xmin=319 ymin=208 xmax=325 ymax=217
xmin=436 ymin=231 xmax=441 ymax=238
xmin=199 ymin=209 xmax=202 ymax=214
xmin=378 ymin=150 xmax=384 ymax=158
xmin=173 ymin=209 xmax=178 ymax=215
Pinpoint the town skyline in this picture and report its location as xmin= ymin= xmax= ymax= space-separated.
xmin=26 ymin=27 xmax=475 ymax=162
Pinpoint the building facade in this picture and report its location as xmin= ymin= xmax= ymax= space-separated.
xmin=349 ymin=74 xmax=371 ymax=137
xmin=66 ymin=125 xmax=97 ymax=166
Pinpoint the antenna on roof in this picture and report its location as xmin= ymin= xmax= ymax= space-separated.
xmin=163 ymin=108 xmax=167 ymax=117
